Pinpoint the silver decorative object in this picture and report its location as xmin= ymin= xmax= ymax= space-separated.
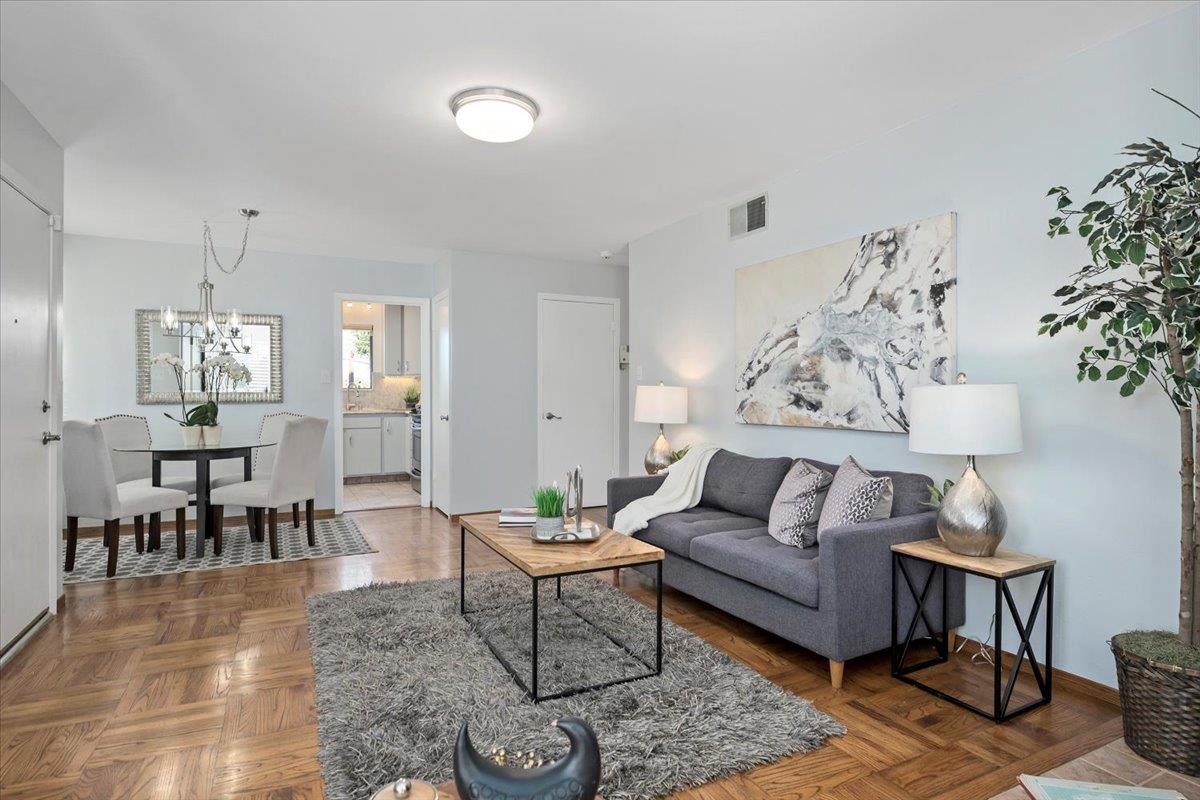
xmin=644 ymin=427 xmax=672 ymax=476
xmin=937 ymin=457 xmax=1007 ymax=556
xmin=392 ymin=778 xmax=412 ymax=797
xmin=564 ymin=465 xmax=583 ymax=533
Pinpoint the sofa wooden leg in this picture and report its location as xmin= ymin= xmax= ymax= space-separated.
xmin=65 ymin=516 xmax=78 ymax=571
xmin=611 ymin=568 xmax=620 ymax=587
xmin=829 ymin=660 xmax=844 ymax=691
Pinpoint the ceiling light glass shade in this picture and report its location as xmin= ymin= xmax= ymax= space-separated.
xmin=450 ymin=87 xmax=539 ymax=143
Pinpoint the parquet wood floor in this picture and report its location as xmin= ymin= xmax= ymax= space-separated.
xmin=0 ymin=506 xmax=1122 ymax=799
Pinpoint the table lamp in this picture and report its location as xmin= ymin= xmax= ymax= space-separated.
xmin=908 ymin=374 xmax=1022 ymax=557
xmin=635 ymin=383 xmax=687 ymax=475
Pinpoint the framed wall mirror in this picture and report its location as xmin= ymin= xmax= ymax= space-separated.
xmin=135 ymin=308 xmax=283 ymax=404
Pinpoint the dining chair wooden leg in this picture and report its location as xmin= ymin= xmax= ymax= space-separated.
xmin=293 ymin=502 xmax=300 ymax=528
xmin=268 ymin=507 xmax=279 ymax=559
xmin=248 ymin=508 xmax=260 ymax=542
xmin=149 ymin=512 xmax=161 ymax=552
xmin=305 ymin=499 xmax=316 ymax=546
xmin=212 ymin=505 xmax=224 ymax=557
xmin=175 ymin=507 xmax=187 ymax=560
xmin=134 ymin=515 xmax=145 ymax=554
xmin=65 ymin=516 xmax=78 ymax=571
xmin=105 ymin=519 xmax=120 ymax=578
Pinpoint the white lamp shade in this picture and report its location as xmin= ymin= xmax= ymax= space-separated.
xmin=635 ymin=384 xmax=688 ymax=424
xmin=908 ymin=383 xmax=1022 ymax=455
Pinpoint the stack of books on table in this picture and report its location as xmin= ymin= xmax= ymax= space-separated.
xmin=1018 ymin=776 xmax=1184 ymax=799
xmin=498 ymin=508 xmax=537 ymax=527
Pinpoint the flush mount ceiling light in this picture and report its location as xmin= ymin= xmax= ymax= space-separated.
xmin=450 ymin=87 xmax=539 ymax=143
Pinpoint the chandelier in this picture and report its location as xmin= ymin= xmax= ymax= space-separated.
xmin=160 ymin=208 xmax=258 ymax=355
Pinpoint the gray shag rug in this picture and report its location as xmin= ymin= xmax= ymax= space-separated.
xmin=306 ymin=571 xmax=844 ymax=800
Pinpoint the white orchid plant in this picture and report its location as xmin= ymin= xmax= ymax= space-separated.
xmin=153 ymin=352 xmax=252 ymax=427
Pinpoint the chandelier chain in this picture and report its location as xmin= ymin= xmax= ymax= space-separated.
xmin=201 ymin=215 xmax=253 ymax=278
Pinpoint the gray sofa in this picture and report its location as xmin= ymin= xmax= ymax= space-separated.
xmin=606 ymin=449 xmax=965 ymax=688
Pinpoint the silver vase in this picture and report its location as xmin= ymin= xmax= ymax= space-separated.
xmin=937 ymin=458 xmax=1007 ymax=557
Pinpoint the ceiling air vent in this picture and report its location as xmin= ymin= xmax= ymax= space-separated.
xmin=729 ymin=194 xmax=767 ymax=239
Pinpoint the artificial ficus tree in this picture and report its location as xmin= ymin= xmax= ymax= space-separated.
xmin=1040 ymin=91 xmax=1200 ymax=647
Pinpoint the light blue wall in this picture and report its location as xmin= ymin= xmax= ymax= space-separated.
xmin=446 ymin=250 xmax=629 ymax=514
xmin=63 ymin=234 xmax=436 ymax=513
xmin=626 ymin=6 xmax=1200 ymax=686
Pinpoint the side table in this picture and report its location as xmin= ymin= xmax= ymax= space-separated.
xmin=891 ymin=538 xmax=1055 ymax=723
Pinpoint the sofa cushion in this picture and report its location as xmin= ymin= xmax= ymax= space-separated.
xmin=635 ymin=507 xmax=765 ymax=558
xmin=807 ymin=459 xmax=933 ymax=518
xmin=817 ymin=456 xmax=893 ymax=538
xmin=690 ymin=528 xmax=820 ymax=608
xmin=768 ymin=460 xmax=833 ymax=548
xmin=700 ymin=450 xmax=794 ymax=520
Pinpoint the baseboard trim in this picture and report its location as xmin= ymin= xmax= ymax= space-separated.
xmin=66 ymin=508 xmax=337 ymax=538
xmin=955 ymin=635 xmax=1119 ymax=707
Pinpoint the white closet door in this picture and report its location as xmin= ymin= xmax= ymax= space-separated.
xmin=538 ymin=296 xmax=618 ymax=507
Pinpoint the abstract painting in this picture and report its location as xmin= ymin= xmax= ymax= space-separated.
xmin=735 ymin=212 xmax=956 ymax=433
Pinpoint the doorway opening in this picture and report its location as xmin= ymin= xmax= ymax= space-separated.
xmin=333 ymin=294 xmax=430 ymax=512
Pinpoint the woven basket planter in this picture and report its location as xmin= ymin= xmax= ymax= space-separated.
xmin=1110 ymin=639 xmax=1200 ymax=777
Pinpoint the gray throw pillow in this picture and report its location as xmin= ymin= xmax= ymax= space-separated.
xmin=768 ymin=460 xmax=833 ymax=548
xmin=816 ymin=456 xmax=894 ymax=540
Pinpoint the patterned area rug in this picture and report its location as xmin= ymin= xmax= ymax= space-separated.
xmin=307 ymin=572 xmax=844 ymax=800
xmin=63 ymin=515 xmax=374 ymax=583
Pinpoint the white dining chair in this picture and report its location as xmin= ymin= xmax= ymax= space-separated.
xmin=96 ymin=413 xmax=197 ymax=553
xmin=209 ymin=416 xmax=327 ymax=559
xmin=211 ymin=410 xmax=304 ymax=530
xmin=64 ymin=420 xmax=190 ymax=577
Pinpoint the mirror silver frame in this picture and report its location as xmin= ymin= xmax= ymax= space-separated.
xmin=135 ymin=308 xmax=283 ymax=405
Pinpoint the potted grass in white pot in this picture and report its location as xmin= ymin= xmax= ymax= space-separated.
xmin=1040 ymin=90 xmax=1199 ymax=776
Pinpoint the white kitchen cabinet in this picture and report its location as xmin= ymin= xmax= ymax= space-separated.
xmin=384 ymin=304 xmax=421 ymax=376
xmin=382 ymin=416 xmax=409 ymax=474
xmin=343 ymin=422 xmax=382 ymax=476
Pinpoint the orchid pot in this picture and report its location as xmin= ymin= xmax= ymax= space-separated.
xmin=180 ymin=425 xmax=203 ymax=447
xmin=201 ymin=425 xmax=223 ymax=447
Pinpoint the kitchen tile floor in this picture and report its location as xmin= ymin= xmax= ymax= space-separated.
xmin=343 ymin=480 xmax=421 ymax=511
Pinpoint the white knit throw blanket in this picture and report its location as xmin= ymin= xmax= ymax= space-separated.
xmin=612 ymin=443 xmax=720 ymax=534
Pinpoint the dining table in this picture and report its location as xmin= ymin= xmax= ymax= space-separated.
xmin=114 ymin=440 xmax=275 ymax=557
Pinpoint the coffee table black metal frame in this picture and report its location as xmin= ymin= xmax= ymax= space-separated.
xmin=459 ymin=523 xmax=663 ymax=704
xmin=891 ymin=549 xmax=1054 ymax=723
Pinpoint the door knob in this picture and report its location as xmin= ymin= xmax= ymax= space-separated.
xmin=544 ymin=412 xmax=562 ymax=420
xmin=42 ymin=432 xmax=61 ymax=445
xmin=439 ymin=414 xmax=449 ymax=421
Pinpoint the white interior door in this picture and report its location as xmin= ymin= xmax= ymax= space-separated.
xmin=432 ymin=292 xmax=451 ymax=514
xmin=538 ymin=296 xmax=618 ymax=507
xmin=0 ymin=180 xmax=53 ymax=654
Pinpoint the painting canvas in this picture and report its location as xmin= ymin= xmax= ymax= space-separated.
xmin=735 ymin=212 xmax=957 ymax=433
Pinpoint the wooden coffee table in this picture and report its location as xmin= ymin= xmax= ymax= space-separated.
xmin=458 ymin=513 xmax=665 ymax=703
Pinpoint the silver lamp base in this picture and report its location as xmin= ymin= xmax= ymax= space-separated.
xmin=937 ymin=458 xmax=1007 ymax=557
xmin=644 ymin=425 xmax=672 ymax=475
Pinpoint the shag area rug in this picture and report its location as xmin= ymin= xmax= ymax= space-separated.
xmin=307 ymin=572 xmax=844 ymax=800
xmin=64 ymin=515 xmax=373 ymax=583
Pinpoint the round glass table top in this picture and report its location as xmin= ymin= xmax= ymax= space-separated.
xmin=113 ymin=442 xmax=276 ymax=453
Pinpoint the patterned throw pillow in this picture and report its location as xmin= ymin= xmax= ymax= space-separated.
xmin=816 ymin=456 xmax=894 ymax=540
xmin=768 ymin=461 xmax=833 ymax=548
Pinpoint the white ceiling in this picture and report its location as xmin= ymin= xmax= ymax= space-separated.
xmin=0 ymin=1 xmax=1190 ymax=266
